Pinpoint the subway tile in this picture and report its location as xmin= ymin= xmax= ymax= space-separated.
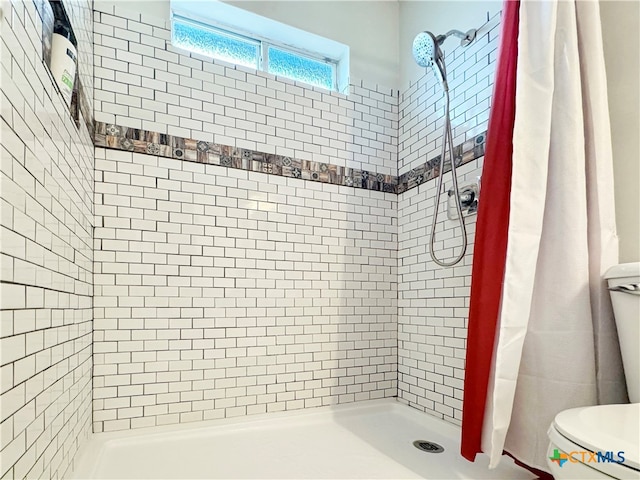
xmin=1 ymin=0 xmax=94 ymax=477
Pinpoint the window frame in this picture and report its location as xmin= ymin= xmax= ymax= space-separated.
xmin=170 ymin=12 xmax=344 ymax=93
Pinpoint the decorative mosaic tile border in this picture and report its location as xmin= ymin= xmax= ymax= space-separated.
xmin=396 ymin=133 xmax=486 ymax=194
xmin=93 ymin=121 xmax=486 ymax=195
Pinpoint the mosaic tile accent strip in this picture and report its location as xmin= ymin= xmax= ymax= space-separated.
xmin=396 ymin=132 xmax=487 ymax=194
xmin=93 ymin=121 xmax=486 ymax=194
xmin=94 ymin=122 xmax=396 ymax=193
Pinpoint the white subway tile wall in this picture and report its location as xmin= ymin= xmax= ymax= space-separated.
xmin=0 ymin=0 xmax=94 ymax=478
xmin=397 ymin=15 xmax=500 ymax=424
xmin=92 ymin=4 xmax=399 ymax=176
xmin=93 ymin=148 xmax=397 ymax=432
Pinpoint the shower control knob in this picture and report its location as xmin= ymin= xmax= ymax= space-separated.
xmin=460 ymin=191 xmax=475 ymax=206
xmin=447 ymin=182 xmax=480 ymax=220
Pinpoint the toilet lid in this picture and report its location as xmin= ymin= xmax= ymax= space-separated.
xmin=553 ymin=403 xmax=640 ymax=471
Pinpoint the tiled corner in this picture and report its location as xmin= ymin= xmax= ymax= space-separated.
xmin=89 ymin=5 xmax=493 ymax=433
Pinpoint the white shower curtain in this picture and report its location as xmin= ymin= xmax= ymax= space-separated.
xmin=481 ymin=0 xmax=626 ymax=471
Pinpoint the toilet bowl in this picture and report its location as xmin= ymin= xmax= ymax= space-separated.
xmin=546 ymin=262 xmax=640 ymax=479
xmin=547 ymin=403 xmax=639 ymax=479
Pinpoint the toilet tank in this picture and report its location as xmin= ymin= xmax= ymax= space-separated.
xmin=605 ymin=262 xmax=640 ymax=403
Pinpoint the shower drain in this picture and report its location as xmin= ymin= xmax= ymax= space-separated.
xmin=413 ymin=440 xmax=445 ymax=453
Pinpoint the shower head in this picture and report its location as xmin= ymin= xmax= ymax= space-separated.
xmin=412 ymin=31 xmax=447 ymax=88
xmin=412 ymin=28 xmax=477 ymax=69
xmin=412 ymin=31 xmax=442 ymax=69
xmin=412 ymin=27 xmax=477 ymax=91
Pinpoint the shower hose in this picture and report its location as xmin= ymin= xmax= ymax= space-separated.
xmin=429 ymin=87 xmax=468 ymax=267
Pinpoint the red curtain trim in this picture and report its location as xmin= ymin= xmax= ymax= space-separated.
xmin=504 ymin=452 xmax=554 ymax=480
xmin=460 ymin=0 xmax=520 ymax=462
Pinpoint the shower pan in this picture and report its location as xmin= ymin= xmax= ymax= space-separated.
xmin=71 ymin=400 xmax=536 ymax=479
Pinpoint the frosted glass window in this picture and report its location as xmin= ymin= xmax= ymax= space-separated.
xmin=267 ymin=47 xmax=335 ymax=91
xmin=170 ymin=12 xmax=346 ymax=92
xmin=172 ymin=17 xmax=259 ymax=69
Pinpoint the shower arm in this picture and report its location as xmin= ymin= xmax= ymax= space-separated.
xmin=437 ymin=29 xmax=477 ymax=47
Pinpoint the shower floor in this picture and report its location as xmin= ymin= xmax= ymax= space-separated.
xmin=72 ymin=399 xmax=537 ymax=479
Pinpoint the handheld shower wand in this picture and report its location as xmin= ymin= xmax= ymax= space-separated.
xmin=412 ymin=28 xmax=476 ymax=267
